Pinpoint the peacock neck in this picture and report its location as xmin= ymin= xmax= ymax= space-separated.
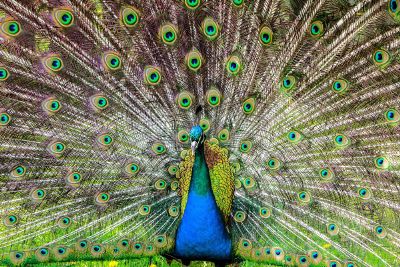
xmin=190 ymin=142 xmax=211 ymax=195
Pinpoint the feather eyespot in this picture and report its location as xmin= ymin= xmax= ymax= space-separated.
xmin=177 ymin=92 xmax=193 ymax=109
xmin=206 ymin=87 xmax=222 ymax=107
xmin=185 ymin=50 xmax=203 ymax=71
xmin=90 ymin=94 xmax=109 ymax=111
xmin=373 ymin=49 xmax=391 ymax=68
xmin=226 ymin=55 xmax=242 ymax=75
xmin=159 ymin=23 xmax=178 ymax=45
xmin=3 ymin=215 xmax=18 ymax=227
xmin=144 ymin=66 xmax=162 ymax=86
xmin=384 ymin=108 xmax=399 ymax=123
xmin=1 ymin=20 xmax=21 ymax=37
xmin=0 ymin=67 xmax=10 ymax=81
xmin=239 ymin=140 xmax=252 ymax=153
xmin=139 ymin=205 xmax=151 ymax=215
xmin=53 ymin=8 xmax=74 ymax=27
xmin=309 ymin=21 xmax=324 ymax=37
xmin=184 ymin=0 xmax=201 ymax=10
xmin=103 ymin=52 xmax=121 ymax=71
xmin=152 ymin=143 xmax=166 ymax=155
xmin=202 ymin=18 xmax=220 ymax=40
xmin=43 ymin=55 xmax=63 ymax=72
xmin=42 ymin=97 xmax=62 ymax=114
xmin=332 ymin=79 xmax=349 ymax=94
xmin=374 ymin=156 xmax=389 ymax=170
xmin=242 ymin=98 xmax=256 ymax=115
xmin=259 ymin=26 xmax=273 ymax=45
xmin=121 ymin=6 xmax=140 ymax=28
xmin=95 ymin=192 xmax=110 ymax=205
xmin=280 ymin=75 xmax=296 ymax=95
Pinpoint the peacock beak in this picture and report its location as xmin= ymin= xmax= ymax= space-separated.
xmin=191 ymin=141 xmax=198 ymax=155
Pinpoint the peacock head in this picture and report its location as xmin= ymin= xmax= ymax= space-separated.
xmin=190 ymin=125 xmax=204 ymax=154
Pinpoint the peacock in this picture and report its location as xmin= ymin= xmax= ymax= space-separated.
xmin=0 ymin=0 xmax=400 ymax=266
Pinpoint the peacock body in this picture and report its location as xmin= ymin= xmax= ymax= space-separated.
xmin=0 ymin=0 xmax=400 ymax=266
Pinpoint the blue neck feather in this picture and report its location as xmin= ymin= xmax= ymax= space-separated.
xmin=175 ymin=143 xmax=232 ymax=261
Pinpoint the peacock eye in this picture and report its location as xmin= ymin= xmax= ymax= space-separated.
xmin=184 ymin=0 xmax=201 ymax=9
xmin=42 ymin=97 xmax=62 ymax=114
xmin=234 ymin=211 xmax=246 ymax=222
xmin=358 ymin=187 xmax=372 ymax=199
xmin=90 ymin=94 xmax=109 ymax=111
xmin=266 ymin=157 xmax=282 ymax=170
xmin=152 ymin=142 xmax=167 ymax=155
xmin=297 ymin=191 xmax=311 ymax=204
xmin=0 ymin=67 xmax=10 ymax=81
xmin=67 ymin=172 xmax=82 ymax=185
xmin=374 ymin=156 xmax=389 ymax=170
xmin=298 ymin=256 xmax=308 ymax=264
xmin=259 ymin=26 xmax=273 ymax=46
xmin=95 ymin=192 xmax=110 ymax=204
xmin=199 ymin=118 xmax=210 ymax=132
xmin=170 ymin=180 xmax=179 ymax=191
xmin=327 ymin=222 xmax=339 ymax=236
xmin=217 ymin=129 xmax=230 ymax=142
xmin=168 ymin=165 xmax=178 ymax=175
xmin=242 ymin=98 xmax=256 ymax=115
xmin=90 ymin=244 xmax=104 ymax=256
xmin=4 ymin=215 xmax=18 ymax=227
xmin=103 ymin=52 xmax=121 ymax=71
xmin=280 ymin=75 xmax=296 ymax=94
xmin=144 ymin=66 xmax=162 ymax=86
xmin=53 ymin=8 xmax=74 ymax=27
xmin=384 ymin=108 xmax=399 ymax=123
xmin=206 ymin=87 xmax=222 ymax=107
xmin=1 ymin=20 xmax=22 ymax=37
xmin=133 ymin=242 xmax=143 ymax=252
xmin=232 ymin=0 xmax=244 ymax=7
xmin=160 ymin=23 xmax=178 ymax=45
xmin=121 ymin=6 xmax=140 ymax=27
xmin=125 ymin=162 xmax=140 ymax=175
xmin=309 ymin=20 xmax=324 ymax=37
xmin=373 ymin=49 xmax=391 ymax=68
xmin=43 ymin=55 xmax=63 ymax=72
xmin=226 ymin=55 xmax=242 ymax=75
xmin=139 ymin=204 xmax=151 ymax=215
xmin=35 ymin=248 xmax=49 ymax=261
xmin=185 ymin=50 xmax=203 ymax=71
xmin=57 ymin=216 xmax=72 ymax=228
xmin=202 ymin=17 xmax=220 ymax=40
xmin=239 ymin=140 xmax=252 ymax=153
xmin=328 ymin=260 xmax=340 ymax=267
xmin=177 ymin=130 xmax=189 ymax=143
xmin=242 ymin=176 xmax=256 ymax=190
xmin=310 ymin=250 xmax=321 ymax=262
xmin=332 ymin=79 xmax=349 ymax=93
xmin=0 ymin=112 xmax=11 ymax=127
xmin=168 ymin=205 xmax=179 ymax=217
xmin=154 ymin=234 xmax=167 ymax=248
xmin=259 ymin=207 xmax=271 ymax=218
xmin=375 ymin=225 xmax=387 ymax=238
xmin=31 ymin=188 xmax=46 ymax=201
xmin=97 ymin=133 xmax=114 ymax=148
xmin=155 ymin=179 xmax=167 ymax=190
xmin=177 ymin=92 xmax=193 ymax=109
xmin=48 ymin=141 xmax=66 ymax=156
xmin=273 ymin=247 xmax=283 ymax=259
xmin=11 ymin=165 xmax=26 ymax=178
xmin=319 ymin=168 xmax=334 ymax=181
xmin=334 ymin=133 xmax=350 ymax=148
xmin=285 ymin=255 xmax=292 ymax=262
xmin=287 ymin=130 xmax=303 ymax=144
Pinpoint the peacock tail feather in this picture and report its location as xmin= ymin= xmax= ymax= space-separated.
xmin=0 ymin=0 xmax=399 ymax=266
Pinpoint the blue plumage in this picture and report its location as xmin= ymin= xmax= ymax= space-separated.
xmin=175 ymin=140 xmax=231 ymax=261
